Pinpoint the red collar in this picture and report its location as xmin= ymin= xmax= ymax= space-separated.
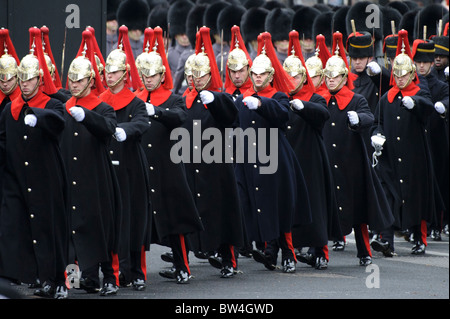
xmin=225 ymin=77 xmax=252 ymax=95
xmin=135 ymin=85 xmax=172 ymax=106
xmin=290 ymin=86 xmax=314 ymax=102
xmin=387 ymin=82 xmax=420 ymax=103
xmin=99 ymin=87 xmax=136 ymax=111
xmin=185 ymin=87 xmax=220 ymax=109
xmin=242 ymin=84 xmax=280 ymax=99
xmin=10 ymin=90 xmax=51 ymax=120
xmin=322 ymin=85 xmax=355 ymax=110
xmin=65 ymin=92 xmax=102 ymax=112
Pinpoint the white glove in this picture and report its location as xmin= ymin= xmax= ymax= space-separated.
xmin=24 ymin=114 xmax=37 ymax=127
xmin=242 ymin=96 xmax=259 ymax=110
xmin=347 ymin=111 xmax=359 ymax=125
xmin=366 ymin=61 xmax=381 ymax=75
xmin=434 ymin=101 xmax=446 ymax=114
xmin=199 ymin=90 xmax=215 ymax=104
xmin=114 ymin=127 xmax=127 ymax=142
xmin=444 ymin=66 xmax=449 ymax=78
xmin=145 ymin=102 xmax=155 ymax=116
xmin=402 ymin=96 xmax=415 ymax=109
xmin=69 ymin=106 xmax=85 ymax=122
xmin=290 ymin=99 xmax=304 ymax=111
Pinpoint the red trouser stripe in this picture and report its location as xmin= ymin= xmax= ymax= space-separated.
xmin=323 ymin=245 xmax=329 ymax=261
xmin=421 ymin=220 xmax=428 ymax=246
xmin=141 ymin=245 xmax=147 ymax=281
xmin=111 ymin=252 xmax=120 ymax=286
xmin=230 ymin=245 xmax=237 ymax=269
xmin=361 ymin=224 xmax=372 ymax=257
xmin=179 ymin=234 xmax=191 ymax=274
xmin=284 ymin=232 xmax=297 ymax=262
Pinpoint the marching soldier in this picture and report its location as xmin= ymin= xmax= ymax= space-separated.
xmin=135 ymin=27 xmax=204 ymax=284
xmin=0 ymin=27 xmax=69 ymax=299
xmin=283 ymin=30 xmax=342 ymax=270
xmin=99 ymin=26 xmax=151 ymax=290
xmin=234 ymin=32 xmax=312 ymax=274
xmin=321 ymin=32 xmax=393 ymax=265
xmin=0 ymin=29 xmax=21 ymax=115
xmin=61 ymin=30 xmax=121 ymax=296
xmin=371 ymin=30 xmax=436 ymax=256
xmin=181 ymin=26 xmax=244 ymax=278
xmin=412 ymin=38 xmax=448 ymax=242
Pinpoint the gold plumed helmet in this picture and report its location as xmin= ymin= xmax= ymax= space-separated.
xmin=192 ymin=46 xmax=211 ymax=78
xmin=283 ymin=51 xmax=305 ymax=78
xmin=324 ymin=54 xmax=348 ymax=78
xmin=305 ymin=49 xmax=323 ymax=78
xmin=44 ymin=53 xmax=55 ymax=76
xmin=227 ymin=42 xmax=249 ymax=72
xmin=0 ymin=50 xmax=18 ymax=82
xmin=105 ymin=44 xmax=127 ymax=73
xmin=17 ymin=43 xmax=42 ymax=82
xmin=184 ymin=53 xmax=196 ymax=76
xmin=136 ymin=41 xmax=165 ymax=77
xmin=68 ymin=46 xmax=94 ymax=82
xmin=250 ymin=46 xmax=274 ymax=75
xmin=392 ymin=43 xmax=415 ymax=78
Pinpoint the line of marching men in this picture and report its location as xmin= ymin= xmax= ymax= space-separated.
xmin=0 ymin=10 xmax=449 ymax=300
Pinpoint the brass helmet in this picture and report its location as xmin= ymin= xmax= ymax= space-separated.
xmin=68 ymin=46 xmax=94 ymax=83
xmin=0 ymin=50 xmax=18 ymax=82
xmin=305 ymin=49 xmax=323 ymax=78
xmin=324 ymin=50 xmax=348 ymax=79
xmin=184 ymin=53 xmax=196 ymax=77
xmin=250 ymin=46 xmax=274 ymax=75
xmin=192 ymin=46 xmax=211 ymax=78
xmin=283 ymin=50 xmax=306 ymax=78
xmin=105 ymin=44 xmax=127 ymax=73
xmin=17 ymin=44 xmax=42 ymax=82
xmin=227 ymin=42 xmax=249 ymax=72
xmin=392 ymin=43 xmax=415 ymax=78
xmin=136 ymin=41 xmax=165 ymax=77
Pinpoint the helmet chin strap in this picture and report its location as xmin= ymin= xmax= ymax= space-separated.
xmin=21 ymin=77 xmax=41 ymax=99
xmin=326 ymin=74 xmax=347 ymax=92
xmin=251 ymin=71 xmax=273 ymax=92
xmin=0 ymin=77 xmax=18 ymax=95
xmin=71 ymin=76 xmax=93 ymax=98
xmin=396 ymin=71 xmax=415 ymax=89
xmin=289 ymin=73 xmax=306 ymax=95
xmin=194 ymin=74 xmax=211 ymax=91
xmin=143 ymin=72 xmax=164 ymax=92
xmin=107 ymin=70 xmax=127 ymax=89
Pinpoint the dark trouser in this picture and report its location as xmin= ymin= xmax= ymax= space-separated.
xmin=354 ymin=224 xmax=372 ymax=258
xmin=169 ymin=234 xmax=190 ymax=274
xmin=264 ymin=232 xmax=297 ymax=264
xmin=120 ymin=245 xmax=146 ymax=283
xmin=82 ymin=253 xmax=119 ymax=287
xmin=218 ymin=244 xmax=238 ymax=269
xmin=307 ymin=245 xmax=329 ymax=261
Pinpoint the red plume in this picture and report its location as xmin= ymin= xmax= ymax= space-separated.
xmin=330 ymin=31 xmax=354 ymax=90
xmin=194 ymin=26 xmax=223 ymax=92
xmin=150 ymin=26 xmax=173 ymax=90
xmin=315 ymin=34 xmax=331 ymax=68
xmin=40 ymin=26 xmax=62 ymax=89
xmin=72 ymin=30 xmax=106 ymax=95
xmin=142 ymin=28 xmax=154 ymax=52
xmin=0 ymin=28 xmax=20 ymax=64
xmin=224 ymin=25 xmax=252 ymax=93
xmin=117 ymin=25 xmax=143 ymax=91
xmin=288 ymin=30 xmax=315 ymax=97
xmin=28 ymin=27 xmax=57 ymax=95
xmin=258 ymin=32 xmax=295 ymax=94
